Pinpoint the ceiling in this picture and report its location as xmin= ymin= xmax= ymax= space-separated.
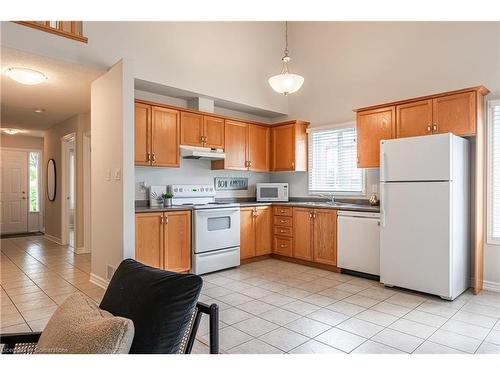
xmin=1 ymin=47 xmax=104 ymax=131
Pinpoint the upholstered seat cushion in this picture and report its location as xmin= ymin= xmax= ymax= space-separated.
xmin=99 ymin=259 xmax=203 ymax=354
xmin=36 ymin=293 xmax=134 ymax=354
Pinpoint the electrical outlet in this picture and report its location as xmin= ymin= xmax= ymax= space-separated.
xmin=107 ymin=265 xmax=116 ymax=281
xmin=371 ymin=184 xmax=378 ymax=193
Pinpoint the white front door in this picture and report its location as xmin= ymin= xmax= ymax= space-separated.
xmin=1 ymin=150 xmax=28 ymax=234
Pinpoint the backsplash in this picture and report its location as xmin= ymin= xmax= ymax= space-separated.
xmin=135 ymin=158 xmax=271 ymax=200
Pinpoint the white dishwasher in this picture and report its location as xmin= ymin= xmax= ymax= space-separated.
xmin=337 ymin=210 xmax=380 ymax=276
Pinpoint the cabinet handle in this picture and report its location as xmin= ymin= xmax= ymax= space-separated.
xmin=160 ymin=216 xmax=164 ymax=224
xmin=280 ymin=229 xmax=285 ymax=233
xmin=165 ymin=216 xmax=168 ymax=224
xmin=291 ymin=161 xmax=295 ymax=168
xmin=280 ymin=209 xmax=285 ymax=213
xmin=280 ymin=219 xmax=286 ymax=223
xmin=313 ymin=213 xmax=316 ymax=219
xmin=426 ymin=125 xmax=431 ymax=133
xmin=147 ymin=152 xmax=151 ymax=162
xmin=152 ymin=153 xmax=156 ymax=162
xmin=248 ymin=161 xmax=252 ymax=167
xmin=280 ymin=244 xmax=286 ymax=248
xmin=433 ymin=124 xmax=438 ymax=132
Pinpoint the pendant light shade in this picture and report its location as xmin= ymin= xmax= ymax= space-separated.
xmin=268 ymin=22 xmax=304 ymax=96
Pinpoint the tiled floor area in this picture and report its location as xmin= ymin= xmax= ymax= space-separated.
xmin=2 ymin=235 xmax=500 ymax=355
xmin=1 ymin=236 xmax=104 ymax=334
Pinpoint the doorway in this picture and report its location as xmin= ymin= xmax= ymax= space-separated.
xmin=61 ymin=133 xmax=76 ymax=248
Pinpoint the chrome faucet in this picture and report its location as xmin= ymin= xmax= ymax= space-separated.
xmin=318 ymin=193 xmax=335 ymax=204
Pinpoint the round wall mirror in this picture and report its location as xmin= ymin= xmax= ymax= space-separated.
xmin=47 ymin=159 xmax=56 ymax=202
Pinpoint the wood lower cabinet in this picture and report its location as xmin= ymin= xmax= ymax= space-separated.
xmin=135 ymin=210 xmax=191 ymax=272
xmin=240 ymin=206 xmax=272 ymax=260
xmin=292 ymin=208 xmax=313 ymax=261
xmin=312 ymin=209 xmax=337 ymax=266
xmin=271 ymin=121 xmax=308 ymax=172
xmin=432 ymin=91 xmax=476 ymax=136
xmin=396 ymin=99 xmax=433 ymax=138
xmin=356 ymin=106 xmax=396 ymax=168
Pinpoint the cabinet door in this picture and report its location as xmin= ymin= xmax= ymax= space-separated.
xmin=271 ymin=124 xmax=295 ymax=171
xmin=135 ymin=213 xmax=163 ymax=268
xmin=134 ymin=103 xmax=151 ymax=166
xmin=180 ymin=112 xmax=204 ymax=147
xmin=432 ymin=91 xmax=476 ymax=136
xmin=151 ymin=107 xmax=180 ymax=167
xmin=203 ymin=116 xmax=225 ymax=149
xmin=223 ymin=120 xmax=248 ymax=170
xmin=164 ymin=211 xmax=191 ymax=272
xmin=313 ymin=209 xmax=337 ymax=266
xmin=396 ymin=100 xmax=433 ymax=138
xmin=357 ymin=106 xmax=395 ymax=168
xmin=240 ymin=208 xmax=255 ymax=259
xmin=255 ymin=206 xmax=272 ymax=255
xmin=292 ymin=207 xmax=313 ymax=261
xmin=248 ymin=124 xmax=270 ymax=172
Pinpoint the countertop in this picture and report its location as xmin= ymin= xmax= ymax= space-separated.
xmin=135 ymin=200 xmax=379 ymax=213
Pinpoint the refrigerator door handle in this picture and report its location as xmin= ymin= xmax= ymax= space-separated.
xmin=380 ymin=148 xmax=386 ymax=182
xmin=380 ymin=183 xmax=386 ymax=228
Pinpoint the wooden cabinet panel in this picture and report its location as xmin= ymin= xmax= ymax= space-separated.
xmin=271 ymin=124 xmax=295 ymax=171
xmin=248 ymin=124 xmax=270 ymax=172
xmin=292 ymin=208 xmax=313 ymax=261
xmin=274 ymin=216 xmax=292 ymax=227
xmin=214 ymin=120 xmax=248 ymax=170
xmin=135 ymin=213 xmax=163 ymax=268
xmin=432 ymin=91 xmax=476 ymax=136
xmin=134 ymin=103 xmax=151 ymax=166
xmin=255 ymin=206 xmax=272 ymax=255
xmin=273 ymin=206 xmax=293 ymax=217
xmin=151 ymin=107 xmax=180 ymax=167
xmin=357 ymin=106 xmax=395 ymax=168
xmin=313 ymin=209 xmax=337 ymax=266
xmin=396 ymin=99 xmax=433 ymax=138
xmin=273 ymin=236 xmax=292 ymax=257
xmin=164 ymin=211 xmax=191 ymax=273
xmin=240 ymin=208 xmax=256 ymax=260
xmin=203 ymin=116 xmax=225 ymax=149
xmin=180 ymin=112 xmax=204 ymax=147
xmin=274 ymin=226 xmax=292 ymax=237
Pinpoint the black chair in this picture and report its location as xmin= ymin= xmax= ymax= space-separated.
xmin=1 ymin=259 xmax=219 ymax=354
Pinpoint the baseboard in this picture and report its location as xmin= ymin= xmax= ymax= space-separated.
xmin=483 ymin=280 xmax=500 ymax=293
xmin=44 ymin=233 xmax=63 ymax=245
xmin=74 ymin=247 xmax=91 ymax=254
xmin=90 ymin=273 xmax=109 ymax=289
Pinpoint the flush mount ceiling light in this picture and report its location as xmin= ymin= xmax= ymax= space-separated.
xmin=5 ymin=67 xmax=48 ymax=85
xmin=268 ymin=21 xmax=304 ymax=96
xmin=2 ymin=128 xmax=21 ymax=135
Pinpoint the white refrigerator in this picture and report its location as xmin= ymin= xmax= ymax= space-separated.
xmin=380 ymin=133 xmax=470 ymax=300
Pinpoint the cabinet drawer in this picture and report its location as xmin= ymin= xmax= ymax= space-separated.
xmin=274 ymin=206 xmax=293 ymax=217
xmin=274 ymin=216 xmax=292 ymax=227
xmin=273 ymin=236 xmax=292 ymax=256
xmin=274 ymin=226 xmax=292 ymax=237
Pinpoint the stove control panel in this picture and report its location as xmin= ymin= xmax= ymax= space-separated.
xmin=169 ymin=184 xmax=215 ymax=197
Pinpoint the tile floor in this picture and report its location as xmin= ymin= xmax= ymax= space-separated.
xmin=2 ymin=235 xmax=500 ymax=355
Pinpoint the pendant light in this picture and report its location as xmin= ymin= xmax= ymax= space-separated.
xmin=268 ymin=21 xmax=304 ymax=96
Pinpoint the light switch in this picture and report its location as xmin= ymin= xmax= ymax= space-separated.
xmin=106 ymin=169 xmax=111 ymax=181
xmin=114 ymin=168 xmax=121 ymax=181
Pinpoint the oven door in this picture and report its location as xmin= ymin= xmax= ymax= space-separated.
xmin=193 ymin=207 xmax=240 ymax=254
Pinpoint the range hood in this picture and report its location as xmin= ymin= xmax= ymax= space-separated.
xmin=180 ymin=145 xmax=225 ymax=160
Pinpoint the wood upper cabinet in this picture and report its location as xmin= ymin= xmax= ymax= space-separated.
xmin=432 ymin=91 xmax=476 ymax=136
xmin=240 ymin=207 xmax=256 ymax=260
xmin=254 ymin=206 xmax=272 ymax=256
xmin=271 ymin=121 xmax=308 ymax=172
xmin=356 ymin=106 xmax=396 ymax=168
xmin=163 ymin=211 xmax=191 ymax=273
xmin=151 ymin=106 xmax=180 ymax=167
xmin=212 ymin=120 xmax=248 ymax=170
xmin=180 ymin=112 xmax=225 ymax=148
xmin=396 ymin=100 xmax=433 ymax=138
xmin=248 ymin=124 xmax=270 ymax=172
xmin=135 ymin=210 xmax=191 ymax=273
xmin=203 ymin=116 xmax=225 ymax=148
xmin=134 ymin=103 xmax=151 ymax=166
xmin=313 ymin=209 xmax=337 ymax=266
xmin=135 ymin=213 xmax=163 ymax=268
xmin=180 ymin=112 xmax=204 ymax=147
xmin=292 ymin=208 xmax=313 ymax=261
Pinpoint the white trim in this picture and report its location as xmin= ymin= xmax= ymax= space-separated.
xmin=306 ymin=121 xmax=356 ymax=133
xmin=83 ymin=133 xmax=91 ymax=254
xmin=90 ymin=273 xmax=109 ymax=289
xmin=483 ymin=280 xmax=500 ymax=293
xmin=44 ymin=233 xmax=63 ymax=245
xmin=74 ymin=247 xmax=90 ymax=254
xmin=487 ymin=99 xmax=500 ymax=245
xmin=60 ymin=133 xmax=76 ymax=247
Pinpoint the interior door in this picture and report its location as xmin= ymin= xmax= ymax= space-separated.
xmin=151 ymin=106 xmax=180 ymax=167
xmin=380 ymin=181 xmax=451 ymax=297
xmin=248 ymin=124 xmax=270 ymax=172
xmin=396 ymin=99 xmax=433 ymax=138
xmin=1 ymin=150 xmax=28 ymax=234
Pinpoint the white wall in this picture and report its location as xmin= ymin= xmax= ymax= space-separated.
xmin=90 ymin=59 xmax=135 ymax=282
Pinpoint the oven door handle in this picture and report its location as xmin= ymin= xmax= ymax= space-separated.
xmin=195 ymin=208 xmax=240 ymax=215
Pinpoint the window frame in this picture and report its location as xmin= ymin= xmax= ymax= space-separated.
xmin=307 ymin=123 xmax=366 ymax=197
xmin=487 ymin=99 xmax=500 ymax=245
xmin=28 ymin=151 xmax=41 ymax=213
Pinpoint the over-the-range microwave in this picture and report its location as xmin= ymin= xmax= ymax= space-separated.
xmin=256 ymin=183 xmax=289 ymax=202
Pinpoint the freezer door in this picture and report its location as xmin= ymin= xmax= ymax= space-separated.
xmin=380 ymin=133 xmax=452 ymax=182
xmin=380 ymin=181 xmax=451 ymax=298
